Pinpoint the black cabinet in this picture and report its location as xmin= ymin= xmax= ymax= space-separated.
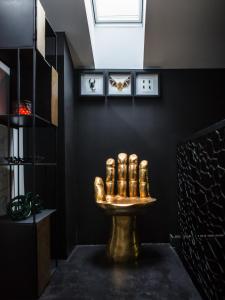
xmin=0 ymin=1 xmax=59 ymax=299
xmin=0 ymin=0 xmax=57 ymax=69
xmin=0 ymin=210 xmax=55 ymax=299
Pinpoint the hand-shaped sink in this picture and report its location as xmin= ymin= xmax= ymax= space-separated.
xmin=94 ymin=153 xmax=156 ymax=263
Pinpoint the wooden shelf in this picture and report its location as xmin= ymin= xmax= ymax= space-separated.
xmin=0 ymin=114 xmax=57 ymax=127
xmin=0 ymin=162 xmax=57 ymax=166
xmin=0 ymin=209 xmax=55 ymax=224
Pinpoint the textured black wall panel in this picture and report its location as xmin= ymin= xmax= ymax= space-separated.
xmin=177 ymin=120 xmax=225 ymax=299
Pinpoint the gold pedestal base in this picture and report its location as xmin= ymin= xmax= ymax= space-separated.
xmin=96 ymin=196 xmax=156 ymax=263
xmin=107 ymin=215 xmax=139 ymax=263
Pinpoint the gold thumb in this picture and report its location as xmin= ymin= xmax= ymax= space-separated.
xmin=94 ymin=177 xmax=105 ymax=202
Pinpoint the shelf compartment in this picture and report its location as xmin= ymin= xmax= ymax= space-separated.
xmin=0 ymin=49 xmax=18 ymax=115
xmin=35 ymin=164 xmax=57 ymax=209
xmin=0 ymin=164 xmax=10 ymax=216
xmin=0 ymin=114 xmax=56 ymax=128
xmin=0 ymin=164 xmax=34 ymax=216
xmin=0 ymin=124 xmax=9 ymax=164
xmin=19 ymin=49 xmax=34 ymax=114
xmin=36 ymin=126 xmax=57 ymax=163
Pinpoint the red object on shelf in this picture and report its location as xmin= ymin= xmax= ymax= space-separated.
xmin=17 ymin=100 xmax=32 ymax=115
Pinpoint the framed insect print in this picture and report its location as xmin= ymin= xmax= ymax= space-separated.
xmin=135 ymin=73 xmax=160 ymax=97
xmin=80 ymin=72 xmax=105 ymax=96
xmin=107 ymin=73 xmax=132 ymax=96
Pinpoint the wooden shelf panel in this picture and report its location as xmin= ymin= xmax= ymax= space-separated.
xmin=0 ymin=209 xmax=56 ymax=224
xmin=0 ymin=162 xmax=57 ymax=166
xmin=0 ymin=114 xmax=57 ymax=127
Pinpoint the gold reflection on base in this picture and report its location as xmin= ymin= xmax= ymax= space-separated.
xmin=107 ymin=215 xmax=138 ymax=263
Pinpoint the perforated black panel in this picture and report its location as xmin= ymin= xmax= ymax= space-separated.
xmin=177 ymin=124 xmax=225 ymax=299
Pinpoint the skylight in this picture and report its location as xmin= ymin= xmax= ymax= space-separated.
xmin=92 ymin=0 xmax=143 ymax=24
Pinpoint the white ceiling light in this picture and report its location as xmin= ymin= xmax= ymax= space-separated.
xmin=92 ymin=0 xmax=143 ymax=24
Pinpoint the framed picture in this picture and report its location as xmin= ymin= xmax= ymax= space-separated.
xmin=80 ymin=72 xmax=105 ymax=96
xmin=135 ymin=73 xmax=160 ymax=97
xmin=107 ymin=73 xmax=132 ymax=96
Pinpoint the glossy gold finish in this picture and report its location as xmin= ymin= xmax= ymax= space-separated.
xmin=106 ymin=158 xmax=115 ymax=196
xmin=94 ymin=177 xmax=105 ymax=202
xmin=107 ymin=216 xmax=138 ymax=262
xmin=129 ymin=154 xmax=138 ymax=197
xmin=139 ymin=160 xmax=150 ymax=198
xmin=117 ymin=153 xmax=127 ymax=197
xmin=94 ymin=153 xmax=156 ymax=263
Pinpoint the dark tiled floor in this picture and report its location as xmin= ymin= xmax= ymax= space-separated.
xmin=40 ymin=244 xmax=201 ymax=300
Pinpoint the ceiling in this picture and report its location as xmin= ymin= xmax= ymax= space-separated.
xmin=144 ymin=0 xmax=225 ymax=68
xmin=41 ymin=0 xmax=94 ymax=68
xmin=41 ymin=0 xmax=225 ymax=69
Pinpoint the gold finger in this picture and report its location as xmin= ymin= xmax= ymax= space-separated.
xmin=139 ymin=160 xmax=150 ymax=198
xmin=117 ymin=153 xmax=127 ymax=197
xmin=94 ymin=177 xmax=105 ymax=202
xmin=129 ymin=154 xmax=138 ymax=197
xmin=106 ymin=158 xmax=115 ymax=196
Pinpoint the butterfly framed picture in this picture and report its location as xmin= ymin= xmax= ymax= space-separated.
xmin=80 ymin=72 xmax=105 ymax=97
xmin=107 ymin=72 xmax=133 ymax=97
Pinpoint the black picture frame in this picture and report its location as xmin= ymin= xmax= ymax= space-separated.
xmin=80 ymin=71 xmax=105 ymax=97
xmin=134 ymin=71 xmax=160 ymax=97
xmin=107 ymin=71 xmax=133 ymax=97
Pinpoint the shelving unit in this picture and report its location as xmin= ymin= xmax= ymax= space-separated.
xmin=0 ymin=0 xmax=58 ymax=299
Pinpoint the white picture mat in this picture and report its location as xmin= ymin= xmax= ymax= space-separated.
xmin=81 ymin=74 xmax=104 ymax=95
xmin=108 ymin=74 xmax=132 ymax=96
xmin=136 ymin=74 xmax=159 ymax=95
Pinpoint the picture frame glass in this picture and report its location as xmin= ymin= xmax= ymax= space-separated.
xmin=136 ymin=74 xmax=159 ymax=96
xmin=81 ymin=73 xmax=104 ymax=96
xmin=108 ymin=73 xmax=132 ymax=96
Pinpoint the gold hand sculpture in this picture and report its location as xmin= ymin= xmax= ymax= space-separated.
xmin=94 ymin=153 xmax=151 ymax=203
xmin=94 ymin=153 xmax=156 ymax=263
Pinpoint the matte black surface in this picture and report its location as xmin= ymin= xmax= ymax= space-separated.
xmin=0 ymin=221 xmax=36 ymax=299
xmin=40 ymin=244 xmax=201 ymax=300
xmin=56 ymin=33 xmax=78 ymax=258
xmin=75 ymin=69 xmax=225 ymax=244
xmin=177 ymin=120 xmax=225 ymax=299
xmin=0 ymin=49 xmax=19 ymax=114
xmin=0 ymin=0 xmax=34 ymax=48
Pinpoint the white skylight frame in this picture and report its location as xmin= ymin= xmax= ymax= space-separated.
xmin=92 ymin=0 xmax=143 ymax=24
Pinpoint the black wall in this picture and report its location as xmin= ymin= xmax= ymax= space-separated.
xmin=75 ymin=69 xmax=225 ymax=244
xmin=56 ymin=33 xmax=78 ymax=258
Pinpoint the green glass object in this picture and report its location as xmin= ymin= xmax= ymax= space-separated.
xmin=27 ymin=192 xmax=43 ymax=213
xmin=7 ymin=195 xmax=31 ymax=221
xmin=7 ymin=192 xmax=43 ymax=221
